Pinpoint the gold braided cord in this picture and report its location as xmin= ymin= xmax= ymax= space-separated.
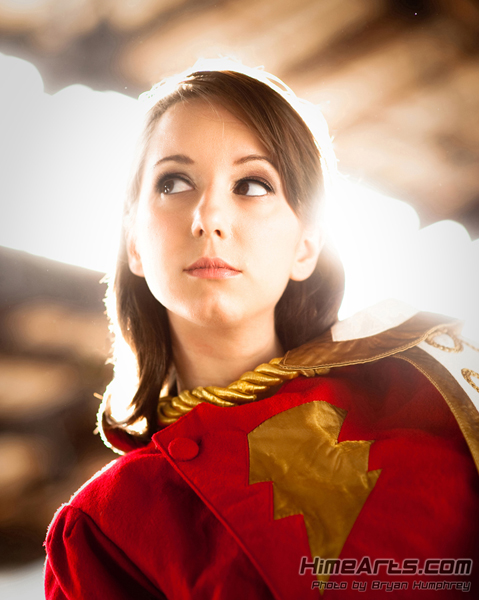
xmin=425 ymin=327 xmax=463 ymax=353
xmin=462 ymin=368 xmax=479 ymax=394
xmin=425 ymin=327 xmax=479 ymax=354
xmin=463 ymin=338 xmax=479 ymax=353
xmin=158 ymin=357 xmax=330 ymax=425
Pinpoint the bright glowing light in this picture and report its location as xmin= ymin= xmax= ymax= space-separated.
xmin=0 ymin=53 xmax=477 ymax=338
xmin=328 ymin=179 xmax=478 ymax=339
xmin=327 ymin=178 xmax=420 ymax=318
xmin=0 ymin=53 xmax=143 ymax=273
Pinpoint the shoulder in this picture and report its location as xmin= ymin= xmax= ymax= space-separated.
xmin=281 ymin=299 xmax=479 ymax=475
xmin=281 ymin=299 xmax=478 ymax=413
xmin=49 ymin=442 xmax=172 ymax=535
xmin=46 ymin=437 xmax=205 ymax=561
xmin=282 ymin=299 xmax=464 ymax=369
xmin=73 ymin=443 xmax=161 ymax=508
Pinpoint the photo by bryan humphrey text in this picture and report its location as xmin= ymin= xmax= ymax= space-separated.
xmin=299 ymin=556 xmax=473 ymax=593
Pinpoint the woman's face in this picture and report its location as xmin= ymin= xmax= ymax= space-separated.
xmin=128 ymin=99 xmax=320 ymax=330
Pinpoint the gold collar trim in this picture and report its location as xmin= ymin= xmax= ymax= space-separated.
xmin=281 ymin=312 xmax=462 ymax=370
xmin=158 ymin=358 xmax=330 ymax=425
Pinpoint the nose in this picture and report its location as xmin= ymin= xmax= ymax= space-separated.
xmin=191 ymin=186 xmax=232 ymax=239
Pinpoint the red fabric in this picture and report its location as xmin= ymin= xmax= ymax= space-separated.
xmin=44 ymin=358 xmax=479 ymax=599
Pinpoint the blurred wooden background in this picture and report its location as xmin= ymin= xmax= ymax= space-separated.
xmin=0 ymin=247 xmax=113 ymax=565
xmin=0 ymin=0 xmax=478 ymax=567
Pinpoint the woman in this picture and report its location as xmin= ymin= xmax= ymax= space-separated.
xmin=44 ymin=64 xmax=479 ymax=599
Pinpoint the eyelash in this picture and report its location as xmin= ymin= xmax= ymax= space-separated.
xmin=155 ymin=173 xmax=275 ymax=195
xmin=234 ymin=177 xmax=274 ymax=195
xmin=156 ymin=173 xmax=192 ymax=195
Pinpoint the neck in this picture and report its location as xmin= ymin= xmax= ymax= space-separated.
xmin=168 ymin=312 xmax=283 ymax=393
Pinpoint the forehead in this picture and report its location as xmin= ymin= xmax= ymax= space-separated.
xmin=146 ymin=98 xmax=269 ymax=159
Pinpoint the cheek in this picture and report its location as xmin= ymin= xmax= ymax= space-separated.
xmin=245 ymin=215 xmax=301 ymax=283
xmin=134 ymin=209 xmax=178 ymax=294
xmin=257 ymin=213 xmax=301 ymax=258
xmin=137 ymin=204 xmax=181 ymax=258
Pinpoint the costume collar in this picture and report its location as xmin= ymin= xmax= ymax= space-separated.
xmin=281 ymin=301 xmax=461 ymax=370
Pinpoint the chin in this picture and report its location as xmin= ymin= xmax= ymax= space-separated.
xmin=189 ymin=303 xmax=245 ymax=328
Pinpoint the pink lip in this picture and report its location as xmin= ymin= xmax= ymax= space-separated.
xmin=184 ymin=257 xmax=241 ymax=279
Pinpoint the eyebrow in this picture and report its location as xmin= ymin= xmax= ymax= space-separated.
xmin=154 ymin=154 xmax=194 ymax=168
xmin=153 ymin=154 xmax=275 ymax=168
xmin=234 ymin=154 xmax=275 ymax=167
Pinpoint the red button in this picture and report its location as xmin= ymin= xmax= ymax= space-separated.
xmin=168 ymin=438 xmax=199 ymax=461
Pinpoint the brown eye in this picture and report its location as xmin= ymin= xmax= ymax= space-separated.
xmin=234 ymin=178 xmax=272 ymax=197
xmin=158 ymin=176 xmax=193 ymax=195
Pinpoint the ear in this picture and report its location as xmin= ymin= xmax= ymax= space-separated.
xmin=127 ymin=234 xmax=145 ymax=277
xmin=290 ymin=228 xmax=323 ymax=282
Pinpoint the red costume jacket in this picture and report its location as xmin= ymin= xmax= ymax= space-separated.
xmin=44 ymin=308 xmax=479 ymax=599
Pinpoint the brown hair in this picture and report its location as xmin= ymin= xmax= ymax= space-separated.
xmin=99 ymin=65 xmax=345 ymax=453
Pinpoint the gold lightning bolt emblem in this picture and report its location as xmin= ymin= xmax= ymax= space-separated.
xmin=248 ymin=401 xmax=381 ymax=587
